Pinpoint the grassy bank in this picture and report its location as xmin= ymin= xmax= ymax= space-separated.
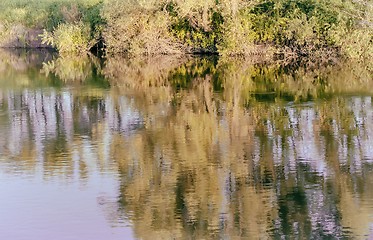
xmin=0 ymin=0 xmax=372 ymax=64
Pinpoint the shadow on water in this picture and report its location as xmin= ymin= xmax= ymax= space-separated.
xmin=0 ymin=49 xmax=373 ymax=239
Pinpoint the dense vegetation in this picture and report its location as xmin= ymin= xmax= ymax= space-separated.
xmin=0 ymin=0 xmax=372 ymax=63
xmin=0 ymin=0 xmax=103 ymax=52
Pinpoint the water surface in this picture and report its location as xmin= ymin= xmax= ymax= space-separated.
xmin=0 ymin=49 xmax=373 ymax=239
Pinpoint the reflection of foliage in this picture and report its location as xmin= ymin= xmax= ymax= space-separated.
xmin=105 ymin=56 xmax=373 ymax=107
xmin=217 ymin=59 xmax=373 ymax=104
xmin=104 ymin=56 xmax=188 ymax=116
xmin=111 ymin=90 xmax=372 ymax=239
xmin=104 ymin=56 xmax=186 ymax=88
xmin=168 ymin=56 xmax=218 ymax=89
xmin=0 ymin=49 xmax=55 ymax=88
xmin=101 ymin=56 xmax=373 ymax=239
xmin=1 ymin=52 xmax=373 ymax=239
xmin=42 ymin=54 xmax=101 ymax=83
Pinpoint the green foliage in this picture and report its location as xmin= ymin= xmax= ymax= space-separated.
xmin=170 ymin=15 xmax=221 ymax=53
xmin=328 ymin=0 xmax=373 ymax=64
xmin=217 ymin=16 xmax=263 ymax=56
xmin=217 ymin=0 xmax=372 ymax=62
xmin=0 ymin=0 xmax=103 ymax=52
xmin=101 ymin=0 xmax=225 ymax=54
xmin=100 ymin=0 xmax=372 ymax=60
xmin=0 ymin=0 xmax=371 ymax=62
xmin=82 ymin=2 xmax=106 ymax=39
xmin=0 ymin=0 xmax=101 ymax=28
xmin=43 ymin=1 xmax=104 ymax=53
xmin=225 ymin=1 xmax=339 ymax=54
xmin=41 ymin=22 xmax=95 ymax=53
xmin=102 ymin=0 xmax=184 ymax=55
xmin=167 ymin=1 xmax=224 ymax=53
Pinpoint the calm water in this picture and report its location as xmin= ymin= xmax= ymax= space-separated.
xmin=0 ymin=49 xmax=373 ymax=239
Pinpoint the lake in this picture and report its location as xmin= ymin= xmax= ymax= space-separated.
xmin=0 ymin=49 xmax=373 ymax=239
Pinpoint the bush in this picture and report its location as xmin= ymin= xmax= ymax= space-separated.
xmin=329 ymin=0 xmax=373 ymax=63
xmin=41 ymin=22 xmax=95 ymax=53
xmin=167 ymin=0 xmax=224 ymax=53
xmin=217 ymin=15 xmax=265 ymax=56
xmin=0 ymin=0 xmax=103 ymax=52
xmin=1 ymin=0 xmax=372 ymax=62
xmin=102 ymin=0 xmax=184 ymax=55
xmin=0 ymin=0 xmax=101 ymax=28
xmin=101 ymin=0 xmax=225 ymax=54
xmin=217 ymin=0 xmax=372 ymax=63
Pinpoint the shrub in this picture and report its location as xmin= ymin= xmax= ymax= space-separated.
xmin=217 ymin=15 xmax=263 ymax=56
xmin=41 ymin=21 xmax=95 ymax=53
xmin=1 ymin=0 xmax=372 ymax=63
xmin=0 ymin=0 xmax=101 ymax=28
xmin=0 ymin=0 xmax=103 ymax=52
xmin=167 ymin=0 xmax=223 ymax=53
xmin=102 ymin=0 xmax=184 ymax=55
xmin=329 ymin=0 xmax=373 ymax=63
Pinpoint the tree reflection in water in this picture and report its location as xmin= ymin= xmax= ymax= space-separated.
xmin=0 ymin=49 xmax=373 ymax=239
